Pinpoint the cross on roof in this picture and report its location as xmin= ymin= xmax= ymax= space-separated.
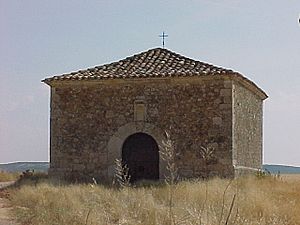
xmin=159 ymin=31 xmax=168 ymax=48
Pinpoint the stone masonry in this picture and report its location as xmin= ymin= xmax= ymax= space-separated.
xmin=43 ymin=48 xmax=268 ymax=183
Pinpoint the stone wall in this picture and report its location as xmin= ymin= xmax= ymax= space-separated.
xmin=49 ymin=76 xmax=236 ymax=182
xmin=232 ymin=81 xmax=263 ymax=176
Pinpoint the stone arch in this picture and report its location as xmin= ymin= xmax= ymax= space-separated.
xmin=106 ymin=122 xmax=167 ymax=181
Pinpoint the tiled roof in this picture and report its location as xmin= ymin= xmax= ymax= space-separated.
xmin=42 ymin=48 xmax=267 ymax=99
xmin=43 ymin=48 xmax=236 ymax=82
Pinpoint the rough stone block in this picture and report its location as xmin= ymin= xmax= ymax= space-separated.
xmin=220 ymin=89 xmax=232 ymax=96
xmin=219 ymin=104 xmax=231 ymax=110
xmin=212 ymin=117 xmax=222 ymax=126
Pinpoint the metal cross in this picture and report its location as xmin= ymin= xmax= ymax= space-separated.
xmin=159 ymin=31 xmax=168 ymax=48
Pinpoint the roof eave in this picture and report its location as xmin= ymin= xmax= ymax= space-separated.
xmin=41 ymin=78 xmax=53 ymax=86
xmin=228 ymin=72 xmax=268 ymax=100
xmin=41 ymin=72 xmax=268 ymax=101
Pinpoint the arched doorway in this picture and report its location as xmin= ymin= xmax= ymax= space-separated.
xmin=122 ymin=132 xmax=159 ymax=183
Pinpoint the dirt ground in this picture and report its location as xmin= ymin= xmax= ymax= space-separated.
xmin=0 ymin=182 xmax=19 ymax=225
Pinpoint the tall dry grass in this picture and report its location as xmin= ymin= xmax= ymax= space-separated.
xmin=0 ymin=171 xmax=19 ymax=182
xmin=9 ymin=176 xmax=300 ymax=225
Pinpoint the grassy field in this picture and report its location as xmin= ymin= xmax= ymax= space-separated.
xmin=0 ymin=171 xmax=19 ymax=182
xmin=6 ymin=175 xmax=300 ymax=225
xmin=281 ymin=174 xmax=300 ymax=181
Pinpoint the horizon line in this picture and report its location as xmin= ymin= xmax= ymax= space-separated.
xmin=0 ymin=161 xmax=49 ymax=165
xmin=1 ymin=161 xmax=300 ymax=168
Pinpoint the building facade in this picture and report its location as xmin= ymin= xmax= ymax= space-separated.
xmin=43 ymin=48 xmax=267 ymax=182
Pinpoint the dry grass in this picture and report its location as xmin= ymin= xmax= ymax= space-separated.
xmin=8 ymin=176 xmax=300 ymax=225
xmin=0 ymin=171 xmax=19 ymax=182
xmin=281 ymin=174 xmax=300 ymax=182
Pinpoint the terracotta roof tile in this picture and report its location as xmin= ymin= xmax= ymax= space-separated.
xmin=43 ymin=48 xmax=235 ymax=83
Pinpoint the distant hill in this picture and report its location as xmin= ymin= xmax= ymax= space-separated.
xmin=263 ymin=164 xmax=300 ymax=174
xmin=0 ymin=162 xmax=299 ymax=174
xmin=0 ymin=162 xmax=49 ymax=172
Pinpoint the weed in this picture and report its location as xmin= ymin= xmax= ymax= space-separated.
xmin=114 ymin=158 xmax=131 ymax=188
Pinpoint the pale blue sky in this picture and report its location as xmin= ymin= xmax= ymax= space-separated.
xmin=0 ymin=0 xmax=300 ymax=166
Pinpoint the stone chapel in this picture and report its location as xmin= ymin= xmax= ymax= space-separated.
xmin=43 ymin=48 xmax=268 ymax=182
